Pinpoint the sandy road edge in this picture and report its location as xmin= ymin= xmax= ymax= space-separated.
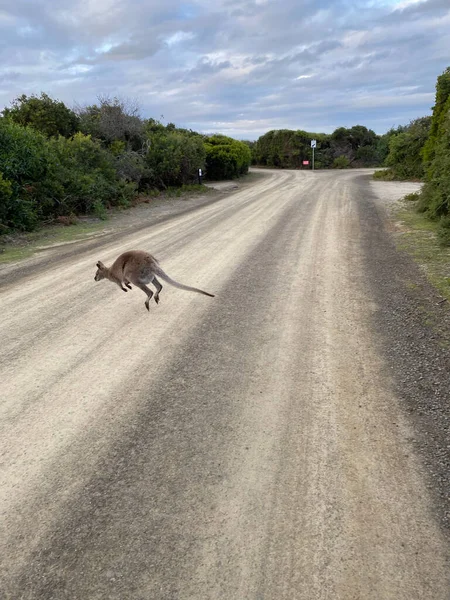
xmin=355 ymin=173 xmax=450 ymax=535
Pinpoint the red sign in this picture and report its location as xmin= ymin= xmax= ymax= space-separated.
xmin=302 ymin=160 xmax=309 ymax=165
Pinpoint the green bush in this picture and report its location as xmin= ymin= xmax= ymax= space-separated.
xmin=417 ymin=67 xmax=450 ymax=233
xmin=2 ymin=93 xmax=79 ymax=138
xmin=417 ymin=141 xmax=450 ymax=219
xmin=253 ymin=129 xmax=323 ymax=168
xmin=47 ymin=133 xmax=133 ymax=214
xmin=0 ymin=119 xmax=51 ymax=230
xmin=0 ymin=93 xmax=259 ymax=232
xmin=144 ymin=130 xmax=205 ymax=188
xmin=333 ymin=155 xmax=350 ymax=169
xmin=331 ymin=125 xmax=378 ymax=167
xmin=204 ymin=135 xmax=251 ymax=180
xmin=253 ymin=126 xmax=380 ymax=169
xmin=0 ymin=172 xmax=13 ymax=233
xmin=422 ymin=68 xmax=450 ymax=169
xmin=383 ymin=117 xmax=431 ymax=180
xmin=354 ymin=144 xmax=380 ymax=166
xmin=0 ymin=119 xmax=137 ymax=231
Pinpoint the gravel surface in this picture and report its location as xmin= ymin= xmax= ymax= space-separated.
xmin=357 ymin=174 xmax=450 ymax=531
xmin=1 ymin=168 xmax=449 ymax=599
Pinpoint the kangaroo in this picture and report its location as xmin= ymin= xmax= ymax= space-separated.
xmin=94 ymin=250 xmax=215 ymax=311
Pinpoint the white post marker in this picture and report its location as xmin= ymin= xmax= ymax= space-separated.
xmin=311 ymin=139 xmax=316 ymax=171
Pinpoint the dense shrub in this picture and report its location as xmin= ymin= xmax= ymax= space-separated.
xmin=144 ymin=129 xmax=205 ymax=188
xmin=2 ymin=93 xmax=79 ymax=138
xmin=0 ymin=119 xmax=136 ymax=231
xmin=383 ymin=117 xmax=431 ymax=180
xmin=0 ymin=172 xmax=14 ymax=232
xmin=417 ymin=114 xmax=450 ymax=221
xmin=0 ymin=119 xmax=51 ymax=230
xmin=253 ymin=126 xmax=380 ymax=169
xmin=422 ymin=67 xmax=450 ymax=170
xmin=253 ymin=129 xmax=323 ymax=168
xmin=204 ymin=135 xmax=251 ymax=179
xmin=417 ymin=67 xmax=450 ymax=244
xmin=333 ymin=155 xmax=350 ymax=169
xmin=0 ymin=92 xmax=254 ymax=233
xmin=330 ymin=125 xmax=379 ymax=166
xmin=354 ymin=144 xmax=380 ymax=166
xmin=47 ymin=133 xmax=136 ymax=215
xmin=115 ymin=151 xmax=147 ymax=186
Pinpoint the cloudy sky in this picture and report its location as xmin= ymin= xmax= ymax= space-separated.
xmin=0 ymin=0 xmax=449 ymax=139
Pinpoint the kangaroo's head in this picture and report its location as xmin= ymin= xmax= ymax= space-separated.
xmin=94 ymin=261 xmax=108 ymax=282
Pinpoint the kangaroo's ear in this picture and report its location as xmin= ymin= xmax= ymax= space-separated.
xmin=96 ymin=261 xmax=104 ymax=269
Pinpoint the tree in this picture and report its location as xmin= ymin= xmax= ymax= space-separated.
xmin=2 ymin=93 xmax=79 ymax=138
xmin=376 ymin=126 xmax=406 ymax=165
xmin=330 ymin=125 xmax=378 ymax=165
xmin=253 ymin=126 xmax=380 ymax=169
xmin=253 ymin=129 xmax=322 ymax=168
xmin=76 ymin=96 xmax=144 ymax=150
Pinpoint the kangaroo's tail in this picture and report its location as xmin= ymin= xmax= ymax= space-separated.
xmin=154 ymin=266 xmax=215 ymax=297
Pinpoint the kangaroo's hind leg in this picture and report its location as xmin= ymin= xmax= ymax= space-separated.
xmin=152 ymin=276 xmax=163 ymax=304
xmin=135 ymin=283 xmax=154 ymax=311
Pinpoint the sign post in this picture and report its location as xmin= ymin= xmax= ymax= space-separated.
xmin=198 ymin=168 xmax=203 ymax=185
xmin=311 ymin=140 xmax=316 ymax=171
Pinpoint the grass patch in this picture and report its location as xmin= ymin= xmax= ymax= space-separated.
xmin=394 ymin=197 xmax=450 ymax=301
xmin=0 ymin=220 xmax=110 ymax=264
xmin=373 ymin=170 xmax=422 ymax=183
xmin=373 ymin=169 xmax=395 ymax=181
xmin=134 ymin=184 xmax=213 ymax=202
xmin=0 ymin=184 xmax=216 ymax=265
xmin=403 ymin=191 xmax=421 ymax=202
xmin=164 ymin=184 xmax=211 ymax=198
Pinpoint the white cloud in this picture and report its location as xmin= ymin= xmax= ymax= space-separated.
xmin=165 ymin=31 xmax=196 ymax=46
xmin=0 ymin=0 xmax=449 ymax=138
xmin=389 ymin=0 xmax=425 ymax=9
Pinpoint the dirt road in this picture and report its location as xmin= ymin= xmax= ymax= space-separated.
xmin=1 ymin=169 xmax=449 ymax=599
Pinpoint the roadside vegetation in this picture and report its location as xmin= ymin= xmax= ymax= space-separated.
xmin=392 ymin=193 xmax=450 ymax=301
xmin=0 ymin=94 xmax=251 ymax=234
xmin=373 ymin=117 xmax=431 ymax=181
xmin=1 ymin=66 xmax=449 ymax=248
xmin=374 ymin=66 xmax=450 ymax=246
xmin=252 ymin=125 xmax=383 ymax=169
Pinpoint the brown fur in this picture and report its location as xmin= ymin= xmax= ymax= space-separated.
xmin=94 ymin=250 xmax=214 ymax=311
